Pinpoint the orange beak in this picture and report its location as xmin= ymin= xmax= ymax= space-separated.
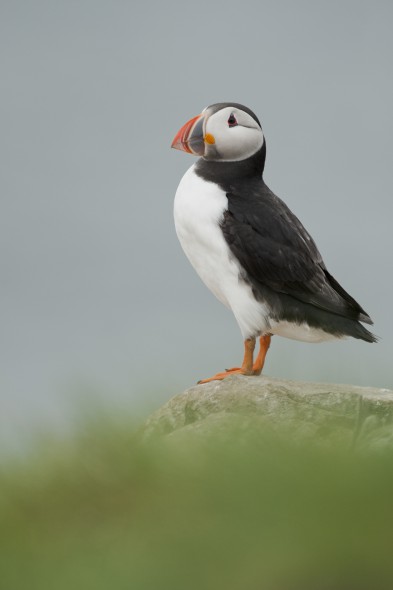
xmin=171 ymin=113 xmax=206 ymax=156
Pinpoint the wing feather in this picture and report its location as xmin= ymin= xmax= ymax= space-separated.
xmin=221 ymin=185 xmax=372 ymax=324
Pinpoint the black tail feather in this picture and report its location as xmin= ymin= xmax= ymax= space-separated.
xmin=324 ymin=270 xmax=374 ymax=325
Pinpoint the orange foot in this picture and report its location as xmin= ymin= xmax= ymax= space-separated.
xmin=197 ymin=335 xmax=271 ymax=385
xmin=198 ymin=368 xmax=251 ymax=384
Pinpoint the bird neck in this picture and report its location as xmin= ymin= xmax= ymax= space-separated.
xmin=195 ymin=144 xmax=266 ymax=189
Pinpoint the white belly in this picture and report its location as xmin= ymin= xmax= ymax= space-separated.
xmin=174 ymin=164 xmax=269 ymax=339
xmin=173 ymin=164 xmax=337 ymax=344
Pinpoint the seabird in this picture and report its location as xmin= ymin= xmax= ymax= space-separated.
xmin=171 ymin=102 xmax=376 ymax=384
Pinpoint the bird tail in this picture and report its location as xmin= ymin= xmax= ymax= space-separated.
xmin=350 ymin=321 xmax=378 ymax=343
xmin=324 ymin=269 xmax=374 ymax=325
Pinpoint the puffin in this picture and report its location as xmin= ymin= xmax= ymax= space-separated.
xmin=171 ymin=102 xmax=376 ymax=384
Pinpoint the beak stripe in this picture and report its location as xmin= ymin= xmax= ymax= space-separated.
xmin=171 ymin=115 xmax=202 ymax=153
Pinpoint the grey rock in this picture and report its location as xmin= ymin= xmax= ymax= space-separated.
xmin=142 ymin=375 xmax=393 ymax=449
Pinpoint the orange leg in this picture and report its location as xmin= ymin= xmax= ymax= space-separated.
xmin=224 ymin=334 xmax=272 ymax=375
xmin=252 ymin=334 xmax=271 ymax=375
xmin=198 ymin=336 xmax=271 ymax=384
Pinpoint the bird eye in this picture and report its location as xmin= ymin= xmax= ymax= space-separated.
xmin=228 ymin=113 xmax=238 ymax=127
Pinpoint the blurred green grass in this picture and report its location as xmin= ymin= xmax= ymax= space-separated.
xmin=1 ymin=413 xmax=393 ymax=590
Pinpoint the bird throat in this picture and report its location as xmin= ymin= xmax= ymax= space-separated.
xmin=195 ymin=144 xmax=266 ymax=191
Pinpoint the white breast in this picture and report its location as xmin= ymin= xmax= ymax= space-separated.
xmin=173 ymin=164 xmax=269 ymax=339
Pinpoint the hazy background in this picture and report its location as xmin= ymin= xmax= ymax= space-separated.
xmin=1 ymin=0 xmax=392 ymax=446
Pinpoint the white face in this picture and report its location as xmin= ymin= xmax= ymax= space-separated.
xmin=203 ymin=106 xmax=264 ymax=162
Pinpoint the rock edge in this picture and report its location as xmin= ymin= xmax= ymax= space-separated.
xmin=142 ymin=375 xmax=393 ymax=449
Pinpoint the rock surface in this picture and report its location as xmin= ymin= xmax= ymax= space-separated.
xmin=142 ymin=375 xmax=393 ymax=449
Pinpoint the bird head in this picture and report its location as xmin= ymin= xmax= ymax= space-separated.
xmin=171 ymin=103 xmax=264 ymax=162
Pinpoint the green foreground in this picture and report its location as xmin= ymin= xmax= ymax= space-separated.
xmin=1 ymin=414 xmax=393 ymax=590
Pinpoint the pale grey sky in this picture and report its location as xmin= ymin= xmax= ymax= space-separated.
xmin=1 ymin=0 xmax=392 ymax=445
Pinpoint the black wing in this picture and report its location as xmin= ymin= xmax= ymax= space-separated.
xmin=221 ymin=183 xmax=372 ymax=324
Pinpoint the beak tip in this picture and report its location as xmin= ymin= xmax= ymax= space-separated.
xmin=171 ymin=113 xmax=205 ymax=156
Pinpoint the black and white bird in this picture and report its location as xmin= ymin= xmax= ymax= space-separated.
xmin=171 ymin=102 xmax=376 ymax=384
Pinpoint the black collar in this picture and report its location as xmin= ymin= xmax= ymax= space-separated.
xmin=194 ymin=144 xmax=266 ymax=191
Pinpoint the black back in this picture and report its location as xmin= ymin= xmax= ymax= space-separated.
xmin=195 ymin=149 xmax=376 ymax=342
